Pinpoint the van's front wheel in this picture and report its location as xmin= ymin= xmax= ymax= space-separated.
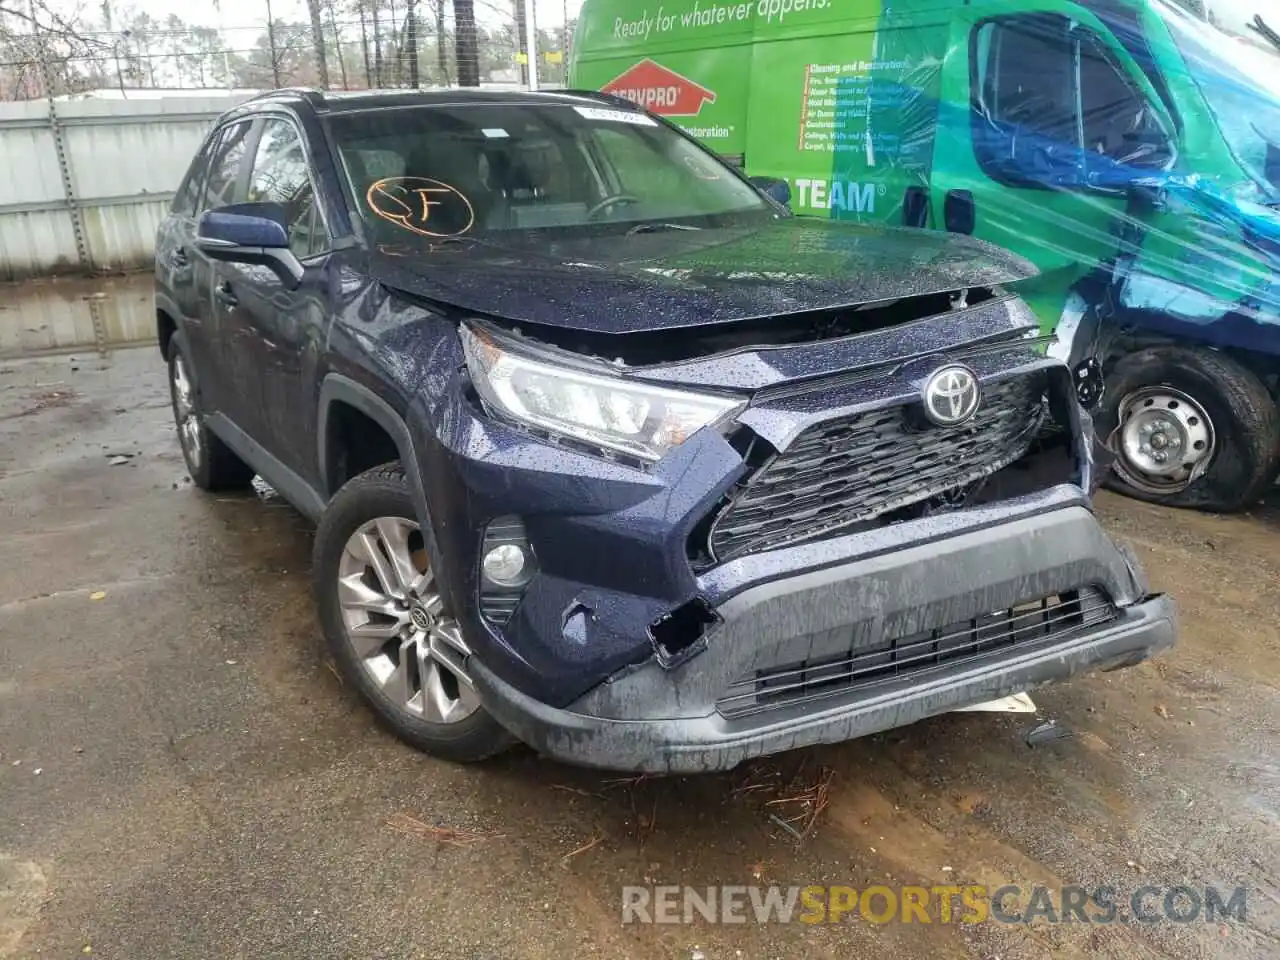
xmin=1098 ymin=345 xmax=1279 ymax=512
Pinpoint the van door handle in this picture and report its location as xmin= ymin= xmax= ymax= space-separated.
xmin=214 ymin=281 xmax=238 ymax=308
xmin=944 ymin=190 xmax=976 ymax=235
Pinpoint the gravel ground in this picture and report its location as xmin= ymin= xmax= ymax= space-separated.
xmin=1 ymin=345 xmax=1277 ymax=960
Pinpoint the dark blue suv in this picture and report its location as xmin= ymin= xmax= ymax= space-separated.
xmin=154 ymin=87 xmax=1176 ymax=772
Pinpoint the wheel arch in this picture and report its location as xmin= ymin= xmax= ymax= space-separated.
xmin=318 ymin=374 xmax=418 ymax=499
xmin=1096 ymin=306 xmax=1280 ymax=403
xmin=317 ymin=373 xmax=463 ymax=627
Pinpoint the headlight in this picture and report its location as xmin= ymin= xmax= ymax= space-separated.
xmin=461 ymin=324 xmax=744 ymax=462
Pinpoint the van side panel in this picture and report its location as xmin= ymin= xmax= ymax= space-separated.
xmin=742 ymin=10 xmax=884 ymax=220
xmin=569 ymin=0 xmax=758 ymax=163
xmin=572 ymin=0 xmax=954 ymax=223
xmin=833 ymin=3 xmax=951 ymax=226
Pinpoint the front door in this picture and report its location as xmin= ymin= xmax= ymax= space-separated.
xmin=224 ymin=115 xmax=333 ymax=485
xmin=930 ymin=3 xmax=1178 ymax=329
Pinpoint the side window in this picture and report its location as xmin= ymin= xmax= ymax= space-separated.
xmin=201 ymin=121 xmax=254 ymax=211
xmin=1079 ymin=33 xmax=1173 ymax=170
xmin=246 ymin=118 xmax=327 ymax=259
xmin=975 ymin=16 xmax=1078 ymax=153
xmin=972 ymin=16 xmax=1171 ymax=186
xmin=172 ymin=132 xmax=216 ymax=216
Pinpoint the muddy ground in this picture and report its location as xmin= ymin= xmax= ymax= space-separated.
xmin=1 ymin=345 xmax=1277 ymax=960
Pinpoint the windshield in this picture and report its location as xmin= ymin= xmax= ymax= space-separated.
xmin=1158 ymin=0 xmax=1280 ymax=195
xmin=328 ymin=102 xmax=772 ymax=240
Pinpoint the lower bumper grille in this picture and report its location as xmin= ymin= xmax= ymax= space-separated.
xmin=706 ymin=374 xmax=1046 ymax=564
xmin=716 ymin=587 xmax=1116 ymax=720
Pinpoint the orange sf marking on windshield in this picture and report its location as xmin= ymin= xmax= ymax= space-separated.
xmin=366 ymin=176 xmax=476 ymax=237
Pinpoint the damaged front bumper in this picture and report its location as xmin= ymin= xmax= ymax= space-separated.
xmin=472 ymin=495 xmax=1175 ymax=773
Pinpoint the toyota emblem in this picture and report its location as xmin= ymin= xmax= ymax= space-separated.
xmin=921 ymin=364 xmax=981 ymax=426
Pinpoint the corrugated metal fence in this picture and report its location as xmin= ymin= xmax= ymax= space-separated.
xmin=0 ymin=94 xmax=251 ymax=282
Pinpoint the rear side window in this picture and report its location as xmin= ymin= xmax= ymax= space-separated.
xmin=245 ymin=117 xmax=328 ymax=259
xmin=172 ymin=133 xmax=215 ymax=217
xmin=200 ymin=120 xmax=254 ymax=212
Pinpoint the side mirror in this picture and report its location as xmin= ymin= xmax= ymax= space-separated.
xmin=196 ymin=202 xmax=303 ymax=289
xmin=749 ymin=176 xmax=791 ymax=208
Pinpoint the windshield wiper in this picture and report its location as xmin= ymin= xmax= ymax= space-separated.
xmin=625 ymin=222 xmax=704 ymax=237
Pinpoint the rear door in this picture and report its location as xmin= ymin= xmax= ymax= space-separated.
xmin=929 ymin=4 xmax=1177 ymax=325
xmin=156 ymin=133 xmax=216 ymax=358
xmin=187 ymin=118 xmax=260 ymax=420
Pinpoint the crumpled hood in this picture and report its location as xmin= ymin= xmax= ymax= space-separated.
xmin=364 ymin=216 xmax=1039 ymax=334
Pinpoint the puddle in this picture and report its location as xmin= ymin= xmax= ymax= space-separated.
xmin=0 ymin=272 xmax=153 ymax=358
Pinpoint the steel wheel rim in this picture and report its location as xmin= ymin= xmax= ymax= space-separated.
xmin=171 ymin=353 xmax=203 ymax=470
xmin=1113 ymin=386 xmax=1216 ymax=495
xmin=336 ymin=516 xmax=479 ymax=725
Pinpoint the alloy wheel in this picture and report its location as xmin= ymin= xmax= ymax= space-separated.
xmin=171 ymin=353 xmax=203 ymax=470
xmin=336 ymin=517 xmax=479 ymax=724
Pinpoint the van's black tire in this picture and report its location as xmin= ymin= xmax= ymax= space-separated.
xmin=312 ymin=463 xmax=513 ymax=763
xmin=166 ymin=332 xmax=255 ymax=492
xmin=1097 ymin=345 xmax=1280 ymax=512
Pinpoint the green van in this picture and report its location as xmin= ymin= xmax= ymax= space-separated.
xmin=569 ymin=0 xmax=1280 ymax=511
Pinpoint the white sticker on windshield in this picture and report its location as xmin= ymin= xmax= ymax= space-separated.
xmin=482 ymin=128 xmax=509 ymax=138
xmin=573 ymin=105 xmax=658 ymax=126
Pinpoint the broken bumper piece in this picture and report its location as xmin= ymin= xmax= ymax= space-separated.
xmin=472 ymin=505 xmax=1176 ymax=774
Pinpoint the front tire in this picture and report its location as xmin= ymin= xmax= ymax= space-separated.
xmin=1097 ymin=345 xmax=1280 ymax=512
xmin=312 ymin=463 xmax=512 ymax=762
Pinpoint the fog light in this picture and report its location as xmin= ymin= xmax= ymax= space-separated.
xmin=482 ymin=543 xmax=527 ymax=586
xmin=479 ymin=515 xmax=535 ymax=625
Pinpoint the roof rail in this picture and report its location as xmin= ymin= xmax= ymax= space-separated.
xmin=556 ymin=88 xmax=640 ymax=110
xmin=246 ymin=87 xmax=326 ymax=107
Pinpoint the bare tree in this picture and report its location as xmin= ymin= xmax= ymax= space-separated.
xmin=305 ymin=0 xmax=330 ymax=88
xmin=512 ymin=0 xmax=526 ymax=85
xmin=405 ymin=0 xmax=418 ymax=87
xmin=0 ymin=0 xmax=111 ymax=98
xmin=454 ymin=0 xmax=478 ymax=86
xmin=356 ymin=0 xmax=372 ymax=86
xmin=371 ymin=2 xmax=383 ymax=86
xmin=327 ymin=0 xmax=348 ymax=88
xmin=433 ymin=0 xmax=449 ymax=84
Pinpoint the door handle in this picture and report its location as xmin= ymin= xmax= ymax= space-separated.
xmin=214 ymin=281 xmax=238 ymax=308
xmin=944 ymin=190 xmax=976 ymax=235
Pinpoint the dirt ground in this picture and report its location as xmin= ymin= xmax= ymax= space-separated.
xmin=1 ymin=345 xmax=1277 ymax=960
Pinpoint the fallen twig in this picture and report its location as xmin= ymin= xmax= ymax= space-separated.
xmin=561 ymin=832 xmax=604 ymax=866
xmin=550 ymin=783 xmax=603 ymax=799
xmin=763 ymin=766 xmax=835 ymax=841
xmin=768 ymin=814 xmax=804 ymax=840
xmin=600 ymin=773 xmax=649 ymax=790
xmin=386 ymin=812 xmax=504 ymax=847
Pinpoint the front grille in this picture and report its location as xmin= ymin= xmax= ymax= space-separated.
xmin=716 ymin=588 xmax=1116 ymax=720
xmin=706 ymin=375 xmax=1045 ymax=564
